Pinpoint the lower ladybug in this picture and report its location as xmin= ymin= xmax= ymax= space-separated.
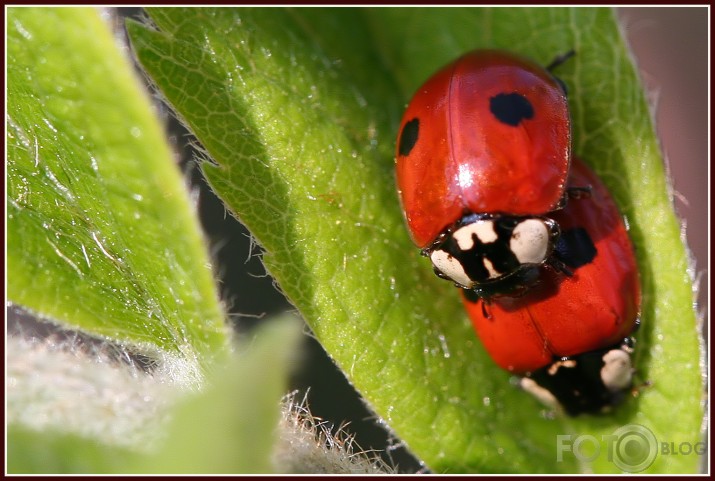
xmin=462 ymin=158 xmax=641 ymax=415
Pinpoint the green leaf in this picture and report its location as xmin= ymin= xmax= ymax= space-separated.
xmin=138 ymin=315 xmax=303 ymax=474
xmin=127 ymin=7 xmax=703 ymax=473
xmin=7 ymin=7 xmax=228 ymax=369
xmin=7 ymin=425 xmax=141 ymax=474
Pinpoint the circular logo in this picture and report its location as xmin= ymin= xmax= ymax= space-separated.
xmin=611 ymin=424 xmax=658 ymax=472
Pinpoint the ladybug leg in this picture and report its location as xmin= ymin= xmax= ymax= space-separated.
xmin=546 ymin=50 xmax=576 ymax=72
xmin=461 ymin=288 xmax=493 ymax=319
xmin=481 ymin=298 xmax=493 ymax=320
xmin=566 ymin=185 xmax=593 ymax=200
xmin=619 ymin=336 xmax=651 ymax=398
xmin=631 ymin=379 xmax=653 ymax=398
xmin=548 ymin=256 xmax=574 ymax=277
xmin=553 ymin=185 xmax=593 ymax=210
xmin=630 ymin=317 xmax=642 ymax=333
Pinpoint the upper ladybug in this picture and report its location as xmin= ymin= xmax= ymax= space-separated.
xmin=395 ymin=49 xmax=572 ymax=298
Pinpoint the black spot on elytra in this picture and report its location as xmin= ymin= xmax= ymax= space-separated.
xmin=553 ymin=227 xmax=597 ymax=269
xmin=489 ymin=93 xmax=534 ymax=126
xmin=398 ymin=118 xmax=419 ymax=156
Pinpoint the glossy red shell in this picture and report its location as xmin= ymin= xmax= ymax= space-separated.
xmin=462 ymin=159 xmax=641 ymax=373
xmin=396 ymin=50 xmax=571 ymax=248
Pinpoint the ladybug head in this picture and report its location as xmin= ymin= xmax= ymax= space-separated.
xmin=426 ymin=214 xmax=560 ymax=295
xmin=519 ymin=339 xmax=636 ymax=416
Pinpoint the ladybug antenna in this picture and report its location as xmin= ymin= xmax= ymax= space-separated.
xmin=546 ymin=50 xmax=576 ymax=96
xmin=546 ymin=50 xmax=576 ymax=72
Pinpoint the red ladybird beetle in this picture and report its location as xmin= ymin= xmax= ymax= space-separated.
xmin=462 ymin=158 xmax=641 ymax=415
xmin=396 ymin=49 xmax=574 ymax=298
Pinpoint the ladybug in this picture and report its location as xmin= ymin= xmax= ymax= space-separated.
xmin=462 ymin=158 xmax=641 ymax=415
xmin=396 ymin=49 xmax=574 ymax=298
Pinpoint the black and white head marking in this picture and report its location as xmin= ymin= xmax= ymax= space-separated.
xmin=600 ymin=347 xmax=635 ymax=393
xmin=519 ymin=377 xmax=563 ymax=413
xmin=427 ymin=215 xmax=559 ymax=290
xmin=520 ymin=339 xmax=636 ymax=416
